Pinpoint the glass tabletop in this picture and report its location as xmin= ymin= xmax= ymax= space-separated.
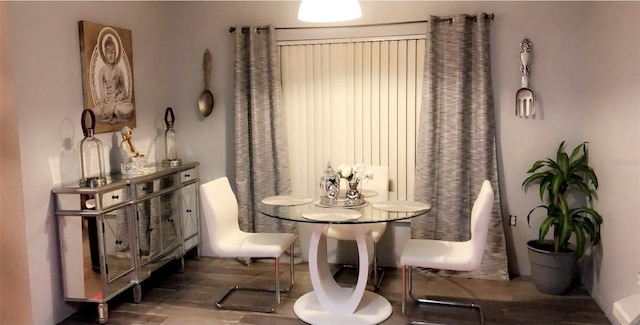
xmin=258 ymin=192 xmax=431 ymax=224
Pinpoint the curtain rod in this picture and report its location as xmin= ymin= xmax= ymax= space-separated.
xmin=229 ymin=13 xmax=494 ymax=33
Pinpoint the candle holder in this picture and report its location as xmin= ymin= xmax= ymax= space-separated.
xmin=162 ymin=107 xmax=181 ymax=167
xmin=79 ymin=109 xmax=106 ymax=187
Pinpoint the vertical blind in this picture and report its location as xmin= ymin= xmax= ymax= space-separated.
xmin=279 ymin=36 xmax=425 ymax=198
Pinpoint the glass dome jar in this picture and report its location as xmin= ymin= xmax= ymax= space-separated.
xmin=162 ymin=107 xmax=181 ymax=167
xmin=319 ymin=161 xmax=340 ymax=202
xmin=79 ymin=109 xmax=106 ymax=187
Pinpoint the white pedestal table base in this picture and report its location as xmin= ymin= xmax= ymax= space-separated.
xmin=294 ymin=291 xmax=392 ymax=325
xmin=294 ymin=224 xmax=392 ymax=324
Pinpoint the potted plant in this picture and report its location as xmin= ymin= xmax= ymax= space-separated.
xmin=522 ymin=141 xmax=603 ymax=294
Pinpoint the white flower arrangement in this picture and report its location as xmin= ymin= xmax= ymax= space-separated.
xmin=335 ymin=163 xmax=374 ymax=183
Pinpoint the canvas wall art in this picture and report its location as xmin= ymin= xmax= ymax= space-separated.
xmin=79 ymin=21 xmax=136 ymax=134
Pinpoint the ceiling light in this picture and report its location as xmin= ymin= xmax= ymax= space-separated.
xmin=298 ymin=0 xmax=362 ymax=23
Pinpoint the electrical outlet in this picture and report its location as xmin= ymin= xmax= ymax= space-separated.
xmin=509 ymin=215 xmax=517 ymax=227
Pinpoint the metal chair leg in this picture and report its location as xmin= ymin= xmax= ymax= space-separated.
xmin=372 ymin=241 xmax=385 ymax=291
xmin=332 ymin=241 xmax=385 ymax=291
xmin=401 ymin=266 xmax=485 ymax=325
xmin=216 ymin=243 xmax=295 ymax=313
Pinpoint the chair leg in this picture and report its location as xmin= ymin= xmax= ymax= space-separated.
xmin=216 ymin=243 xmax=295 ymax=313
xmin=401 ymin=266 xmax=485 ymax=325
xmin=372 ymin=241 xmax=385 ymax=291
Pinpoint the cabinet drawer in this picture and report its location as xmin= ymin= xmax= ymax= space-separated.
xmin=101 ymin=189 xmax=126 ymax=209
xmin=180 ymin=168 xmax=197 ymax=183
xmin=135 ymin=174 xmax=178 ymax=198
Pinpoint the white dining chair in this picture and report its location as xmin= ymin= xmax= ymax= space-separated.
xmin=200 ymin=177 xmax=296 ymax=313
xmin=324 ymin=165 xmax=389 ymax=291
xmin=400 ymin=180 xmax=494 ymax=324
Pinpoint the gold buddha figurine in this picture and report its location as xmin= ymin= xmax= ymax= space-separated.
xmin=120 ymin=126 xmax=146 ymax=174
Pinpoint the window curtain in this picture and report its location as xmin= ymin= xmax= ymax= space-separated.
xmin=233 ymin=25 xmax=301 ymax=262
xmin=413 ymin=15 xmax=508 ymax=280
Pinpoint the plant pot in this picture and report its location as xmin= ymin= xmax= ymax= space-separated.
xmin=527 ymin=240 xmax=576 ymax=295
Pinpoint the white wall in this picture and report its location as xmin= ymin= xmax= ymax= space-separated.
xmin=5 ymin=1 xmax=639 ymax=324
xmin=582 ymin=2 xmax=640 ymax=321
xmin=6 ymin=2 xmax=192 ymax=323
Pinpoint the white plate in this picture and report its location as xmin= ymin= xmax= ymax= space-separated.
xmin=339 ymin=189 xmax=378 ymax=197
xmin=372 ymin=201 xmax=431 ymax=212
xmin=302 ymin=208 xmax=362 ymax=222
xmin=360 ymin=189 xmax=378 ymax=197
xmin=261 ymin=195 xmax=313 ymax=206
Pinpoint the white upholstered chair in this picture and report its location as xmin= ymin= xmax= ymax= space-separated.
xmin=400 ymin=180 xmax=494 ymax=324
xmin=323 ymin=165 xmax=389 ymax=291
xmin=200 ymin=177 xmax=296 ymax=313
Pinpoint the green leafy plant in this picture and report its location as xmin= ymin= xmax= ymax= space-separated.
xmin=522 ymin=141 xmax=603 ymax=258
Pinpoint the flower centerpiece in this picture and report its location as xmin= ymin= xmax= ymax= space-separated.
xmin=335 ymin=163 xmax=374 ymax=202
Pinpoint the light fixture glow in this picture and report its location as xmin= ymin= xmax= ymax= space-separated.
xmin=298 ymin=0 xmax=362 ymax=23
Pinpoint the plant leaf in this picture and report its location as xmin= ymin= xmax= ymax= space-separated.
xmin=557 ymin=196 xmax=572 ymax=248
xmin=526 ymin=205 xmax=549 ymax=227
xmin=573 ymin=221 xmax=586 ymax=258
xmin=539 ymin=216 xmax=555 ymax=242
xmin=558 ymin=152 xmax=570 ymax=178
xmin=569 ymin=142 xmax=583 ymax=163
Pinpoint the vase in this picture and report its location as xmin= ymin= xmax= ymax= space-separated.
xmin=527 ymin=240 xmax=576 ymax=295
xmin=345 ymin=179 xmax=360 ymax=201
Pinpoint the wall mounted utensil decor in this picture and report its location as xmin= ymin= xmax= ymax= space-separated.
xmin=198 ymin=49 xmax=214 ymax=117
xmin=79 ymin=21 xmax=136 ymax=133
xmin=516 ymin=38 xmax=535 ymax=117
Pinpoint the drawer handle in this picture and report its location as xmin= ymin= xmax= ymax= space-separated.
xmin=168 ymin=218 xmax=174 ymax=223
xmin=112 ymin=195 xmax=119 ymax=199
xmin=186 ymin=209 xmax=192 ymax=213
xmin=142 ymin=186 xmax=148 ymax=191
xmin=115 ymin=240 xmax=123 ymax=245
xmin=184 ymin=174 xmax=191 ymax=178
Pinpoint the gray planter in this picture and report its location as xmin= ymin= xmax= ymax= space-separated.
xmin=527 ymin=240 xmax=576 ymax=295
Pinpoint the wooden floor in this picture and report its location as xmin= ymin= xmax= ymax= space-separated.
xmin=59 ymin=256 xmax=611 ymax=325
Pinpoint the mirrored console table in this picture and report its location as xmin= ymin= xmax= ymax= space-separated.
xmin=52 ymin=162 xmax=200 ymax=324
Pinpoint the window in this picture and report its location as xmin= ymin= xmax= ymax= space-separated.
xmin=280 ymin=36 xmax=425 ymax=197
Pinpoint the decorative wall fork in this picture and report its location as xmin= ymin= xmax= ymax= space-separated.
xmin=516 ymin=39 xmax=535 ymax=117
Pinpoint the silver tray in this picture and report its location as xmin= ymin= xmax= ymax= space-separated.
xmin=318 ymin=195 xmax=367 ymax=208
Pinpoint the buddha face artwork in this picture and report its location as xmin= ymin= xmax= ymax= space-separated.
xmin=79 ymin=21 xmax=136 ymax=133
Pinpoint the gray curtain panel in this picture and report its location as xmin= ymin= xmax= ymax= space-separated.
xmin=413 ymin=14 xmax=508 ymax=280
xmin=233 ymin=25 xmax=301 ymax=262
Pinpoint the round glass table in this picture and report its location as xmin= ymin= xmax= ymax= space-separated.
xmin=258 ymin=192 xmax=431 ymax=325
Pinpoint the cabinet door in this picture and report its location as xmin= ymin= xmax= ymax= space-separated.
xmin=181 ymin=183 xmax=199 ymax=252
xmin=57 ymin=208 xmax=135 ymax=302
xmin=102 ymin=209 xmax=136 ymax=294
xmin=136 ymin=178 xmax=182 ymax=278
xmin=159 ymin=188 xmax=182 ymax=255
xmin=135 ymin=185 xmax=158 ymax=262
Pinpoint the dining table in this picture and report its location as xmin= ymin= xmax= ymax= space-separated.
xmin=258 ymin=191 xmax=431 ymax=325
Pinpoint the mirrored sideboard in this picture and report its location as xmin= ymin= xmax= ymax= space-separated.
xmin=52 ymin=162 xmax=200 ymax=324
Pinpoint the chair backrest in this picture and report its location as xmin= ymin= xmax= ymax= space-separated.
xmin=326 ymin=166 xmax=390 ymax=241
xmin=361 ymin=166 xmax=389 ymax=193
xmin=200 ymin=177 xmax=242 ymax=254
xmin=468 ymin=180 xmax=494 ymax=269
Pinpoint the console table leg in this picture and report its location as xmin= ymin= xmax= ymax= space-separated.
xmin=133 ymin=283 xmax=142 ymax=303
xmin=98 ymin=303 xmax=108 ymax=324
xmin=193 ymin=246 xmax=200 ymax=260
xmin=178 ymin=256 xmax=185 ymax=273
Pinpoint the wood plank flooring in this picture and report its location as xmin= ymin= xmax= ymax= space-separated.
xmin=58 ymin=256 xmax=611 ymax=325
